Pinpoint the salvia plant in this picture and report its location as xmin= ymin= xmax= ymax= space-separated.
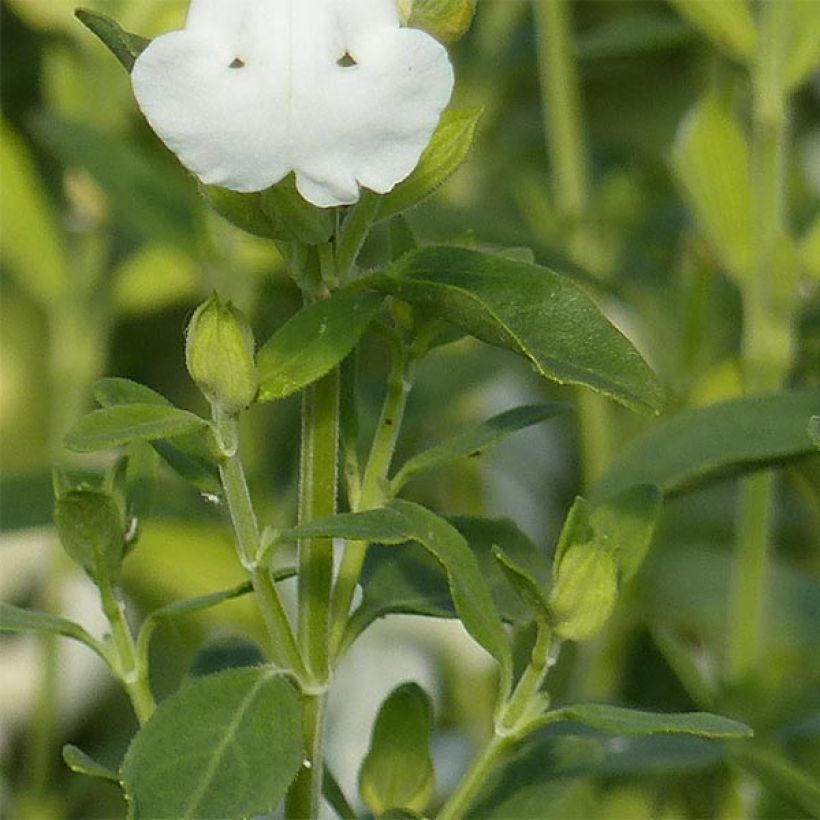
xmin=1 ymin=0 xmax=819 ymax=818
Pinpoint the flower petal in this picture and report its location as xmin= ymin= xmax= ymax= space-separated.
xmin=131 ymin=0 xmax=453 ymax=207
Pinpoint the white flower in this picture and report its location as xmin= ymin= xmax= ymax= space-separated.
xmin=131 ymin=0 xmax=454 ymax=208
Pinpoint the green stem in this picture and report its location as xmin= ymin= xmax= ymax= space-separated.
xmin=329 ymin=330 xmax=413 ymax=659
xmin=297 ymin=370 xmax=340 ymax=682
xmin=497 ymin=623 xmax=553 ymax=733
xmin=335 ymin=191 xmax=381 ymax=280
xmin=216 ymin=416 xmax=308 ymax=680
xmin=728 ymin=0 xmax=792 ymax=683
xmin=98 ymin=577 xmax=155 ymax=725
xmin=284 ymin=692 xmax=327 ymax=820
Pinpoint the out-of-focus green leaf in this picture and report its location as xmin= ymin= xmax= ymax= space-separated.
xmin=121 ymin=668 xmax=303 ymax=819
xmin=801 ymin=216 xmax=820 ymax=281
xmin=93 ymin=379 xmax=221 ymax=494
xmin=359 ymin=683 xmax=436 ymax=815
xmin=0 ymin=120 xmax=67 ymax=307
xmin=112 ymin=245 xmax=200 ymax=315
xmin=672 ymin=93 xmax=754 ymax=282
xmin=370 ymin=247 xmax=664 ymax=413
xmin=548 ymin=704 xmax=752 ymax=739
xmin=378 ymin=108 xmax=483 ymax=220
xmin=63 ymin=745 xmax=119 ymax=783
xmin=0 ymin=603 xmax=105 ymax=661
xmin=731 ymin=744 xmax=820 ymax=818
xmin=785 ymin=1 xmax=820 ymax=89
xmin=280 ymin=501 xmax=511 ymax=669
xmin=75 ymin=7 xmax=150 ymax=72
xmin=257 ymin=291 xmax=383 ymax=401
xmin=809 ymin=416 xmax=820 ymax=449
xmin=66 ymin=405 xmax=208 ymax=453
xmin=668 ymin=0 xmax=756 ymax=61
xmin=575 ymin=12 xmax=695 ymax=60
xmin=591 ymin=389 xmax=820 ymax=503
xmin=391 ymin=403 xmax=569 ymax=493
xmin=32 ymin=113 xmax=197 ymax=252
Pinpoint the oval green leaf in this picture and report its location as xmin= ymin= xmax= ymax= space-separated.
xmin=371 ymin=247 xmax=664 ymax=413
xmin=121 ymin=668 xmax=303 ymax=819
xmin=550 ymin=703 xmax=752 ymax=739
xmin=74 ymin=7 xmax=150 ymax=72
xmin=66 ymin=404 xmax=209 ymax=453
xmin=590 ymin=388 xmax=820 ymax=503
xmin=63 ymin=744 xmax=119 ymax=783
xmin=0 ymin=603 xmax=105 ymax=660
xmin=257 ymin=291 xmax=383 ymax=401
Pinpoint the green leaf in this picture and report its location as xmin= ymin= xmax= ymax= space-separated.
xmin=378 ymin=107 xmax=483 ymax=220
xmin=65 ymin=405 xmax=209 ymax=453
xmin=348 ymin=517 xmax=549 ymax=641
xmin=202 ymin=175 xmax=333 ymax=245
xmin=257 ymin=291 xmax=384 ymax=401
xmin=121 ymin=668 xmax=303 ymax=819
xmin=323 ymin=767 xmax=357 ymax=820
xmin=371 ymin=247 xmax=664 ymax=413
xmin=0 ymin=119 xmax=67 ymax=307
xmin=0 ymin=603 xmax=105 ymax=660
xmin=550 ymin=704 xmax=752 ymax=739
xmin=731 ymin=744 xmax=820 ymax=818
xmin=359 ymin=683 xmax=436 ymax=815
xmin=574 ymin=12 xmax=695 ymax=60
xmin=93 ymin=379 xmax=221 ymax=493
xmin=281 ymin=502 xmax=511 ymax=668
xmin=74 ymin=8 xmax=150 ymax=72
xmin=809 ymin=416 xmax=820 ymax=449
xmin=672 ymin=92 xmax=754 ymax=282
xmin=589 ymin=484 xmax=662 ymax=583
xmin=391 ymin=403 xmax=569 ymax=493
xmin=590 ymin=389 xmax=820 ymax=503
xmin=491 ymin=546 xmax=551 ymax=623
xmin=668 ymin=0 xmax=756 ymax=61
xmin=63 ymin=744 xmax=119 ymax=783
xmin=785 ymin=0 xmax=820 ymax=88
xmin=54 ymin=489 xmax=126 ymax=582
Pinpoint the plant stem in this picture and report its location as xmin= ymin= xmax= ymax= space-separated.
xmin=98 ymin=576 xmax=155 ymax=725
xmin=328 ymin=328 xmax=413 ymax=658
xmin=216 ymin=415 xmax=307 ymax=679
xmin=284 ymin=691 xmax=327 ymax=820
xmin=297 ymin=370 xmax=340 ymax=682
xmin=335 ymin=191 xmax=381 ymax=281
xmin=727 ymin=0 xmax=793 ymax=683
xmin=497 ymin=623 xmax=552 ymax=733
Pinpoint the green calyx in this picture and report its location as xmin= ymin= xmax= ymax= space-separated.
xmin=185 ymin=293 xmax=258 ymax=415
xmin=398 ymin=0 xmax=477 ymax=44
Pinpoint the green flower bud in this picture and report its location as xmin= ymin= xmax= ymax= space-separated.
xmin=398 ymin=0 xmax=477 ymax=44
xmin=185 ymin=293 xmax=258 ymax=414
xmin=54 ymin=488 xmax=127 ymax=583
xmin=549 ymin=542 xmax=618 ymax=642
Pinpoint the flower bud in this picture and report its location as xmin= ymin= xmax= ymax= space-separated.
xmin=398 ymin=0 xmax=477 ymax=44
xmin=549 ymin=542 xmax=618 ymax=642
xmin=54 ymin=487 xmax=127 ymax=583
xmin=185 ymin=293 xmax=258 ymax=414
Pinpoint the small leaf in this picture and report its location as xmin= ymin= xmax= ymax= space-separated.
xmin=491 ymin=546 xmax=550 ymax=623
xmin=672 ymin=92 xmax=754 ymax=282
xmin=257 ymin=291 xmax=384 ymax=401
xmin=0 ymin=603 xmax=105 ymax=661
xmin=371 ymin=247 xmax=664 ymax=413
xmin=590 ymin=389 xmax=820 ymax=503
xmin=92 ymin=379 xmax=221 ymax=493
xmin=391 ymin=403 xmax=569 ymax=492
xmin=323 ymin=767 xmax=357 ymax=820
xmin=551 ymin=704 xmax=753 ymax=739
xmin=65 ymin=405 xmax=208 ymax=453
xmin=121 ymin=668 xmax=303 ymax=819
xmin=668 ymin=0 xmax=756 ymax=61
xmin=378 ymin=107 xmax=482 ymax=220
xmin=359 ymin=683 xmax=436 ymax=815
xmin=75 ymin=8 xmax=150 ymax=72
xmin=281 ymin=502 xmax=511 ymax=669
xmin=63 ymin=744 xmax=119 ymax=783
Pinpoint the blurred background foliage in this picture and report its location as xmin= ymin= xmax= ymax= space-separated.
xmin=1 ymin=1 xmax=819 ymax=818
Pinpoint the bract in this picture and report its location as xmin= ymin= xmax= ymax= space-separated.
xmin=131 ymin=0 xmax=454 ymax=207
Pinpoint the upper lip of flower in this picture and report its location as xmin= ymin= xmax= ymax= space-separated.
xmin=131 ymin=0 xmax=454 ymax=208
